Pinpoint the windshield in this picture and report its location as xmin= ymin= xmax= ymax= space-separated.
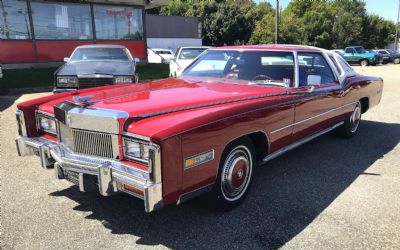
xmin=181 ymin=50 xmax=295 ymax=86
xmin=70 ymin=48 xmax=131 ymax=61
xmin=354 ymin=47 xmax=367 ymax=54
xmin=178 ymin=48 xmax=207 ymax=59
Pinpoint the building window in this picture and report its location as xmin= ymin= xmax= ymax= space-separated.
xmin=94 ymin=5 xmax=143 ymax=40
xmin=0 ymin=0 xmax=31 ymax=40
xmin=30 ymin=1 xmax=92 ymax=40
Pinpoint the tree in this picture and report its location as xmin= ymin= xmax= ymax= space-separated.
xmin=361 ymin=15 xmax=396 ymax=49
xmin=159 ymin=0 xmax=272 ymax=46
xmin=160 ymin=0 xmax=395 ymax=49
xmin=249 ymin=11 xmax=302 ymax=45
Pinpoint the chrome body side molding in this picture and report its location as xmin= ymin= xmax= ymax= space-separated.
xmin=263 ymin=122 xmax=344 ymax=163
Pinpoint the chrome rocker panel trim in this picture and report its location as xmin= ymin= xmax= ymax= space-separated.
xmin=263 ymin=121 xmax=344 ymax=163
xmin=15 ymin=136 xmax=163 ymax=213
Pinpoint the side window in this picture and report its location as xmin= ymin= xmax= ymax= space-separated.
xmin=345 ymin=48 xmax=355 ymax=54
xmin=337 ymin=56 xmax=355 ymax=74
xmin=298 ymin=53 xmax=337 ymax=86
xmin=329 ymin=55 xmax=342 ymax=75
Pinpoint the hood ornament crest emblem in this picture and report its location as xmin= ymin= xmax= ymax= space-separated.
xmin=72 ymin=95 xmax=94 ymax=106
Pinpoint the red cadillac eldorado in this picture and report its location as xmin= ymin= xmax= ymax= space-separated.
xmin=15 ymin=45 xmax=383 ymax=212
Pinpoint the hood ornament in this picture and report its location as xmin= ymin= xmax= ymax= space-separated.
xmin=72 ymin=95 xmax=94 ymax=106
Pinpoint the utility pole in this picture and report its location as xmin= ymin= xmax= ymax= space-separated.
xmin=275 ymin=0 xmax=279 ymax=44
xmin=396 ymin=0 xmax=400 ymax=51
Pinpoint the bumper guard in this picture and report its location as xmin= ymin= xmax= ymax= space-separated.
xmin=15 ymin=136 xmax=163 ymax=212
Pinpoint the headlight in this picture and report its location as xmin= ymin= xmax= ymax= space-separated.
xmin=57 ymin=77 xmax=78 ymax=87
xmin=37 ymin=112 xmax=57 ymax=135
xmin=114 ymin=76 xmax=133 ymax=84
xmin=123 ymin=137 xmax=151 ymax=164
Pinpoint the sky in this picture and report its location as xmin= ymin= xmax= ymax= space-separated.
xmin=255 ymin=0 xmax=400 ymax=22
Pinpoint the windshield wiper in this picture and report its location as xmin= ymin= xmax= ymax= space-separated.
xmin=248 ymin=80 xmax=289 ymax=88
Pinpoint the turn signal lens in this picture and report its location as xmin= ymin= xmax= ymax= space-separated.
xmin=184 ymin=150 xmax=214 ymax=169
xmin=123 ymin=184 xmax=144 ymax=196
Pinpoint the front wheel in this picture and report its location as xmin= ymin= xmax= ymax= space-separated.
xmin=394 ymin=58 xmax=400 ymax=64
xmin=339 ymin=101 xmax=362 ymax=138
xmin=206 ymin=137 xmax=255 ymax=211
xmin=360 ymin=59 xmax=369 ymax=67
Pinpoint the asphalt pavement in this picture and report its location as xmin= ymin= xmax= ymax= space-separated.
xmin=1 ymin=65 xmax=399 ymax=249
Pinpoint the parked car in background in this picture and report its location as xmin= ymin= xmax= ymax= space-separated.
xmin=15 ymin=45 xmax=383 ymax=213
xmin=169 ymin=46 xmax=210 ymax=77
xmin=147 ymin=48 xmax=175 ymax=64
xmin=0 ymin=65 xmax=3 ymax=78
xmin=368 ymin=50 xmax=390 ymax=64
xmin=374 ymin=49 xmax=400 ymax=64
xmin=54 ymin=45 xmax=138 ymax=93
xmin=340 ymin=46 xmax=383 ymax=66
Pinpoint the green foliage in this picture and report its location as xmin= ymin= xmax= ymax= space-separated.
xmin=160 ymin=0 xmax=272 ymax=45
xmin=160 ymin=0 xmax=396 ymax=49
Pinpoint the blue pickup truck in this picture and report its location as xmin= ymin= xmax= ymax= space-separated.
xmin=340 ymin=46 xmax=383 ymax=66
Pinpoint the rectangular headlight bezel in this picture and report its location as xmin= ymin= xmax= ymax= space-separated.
xmin=122 ymin=136 xmax=152 ymax=165
xmin=36 ymin=111 xmax=57 ymax=136
xmin=57 ymin=76 xmax=78 ymax=87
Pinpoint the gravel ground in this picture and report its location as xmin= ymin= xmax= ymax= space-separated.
xmin=1 ymin=65 xmax=399 ymax=249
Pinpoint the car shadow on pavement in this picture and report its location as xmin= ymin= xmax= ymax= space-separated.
xmin=0 ymin=95 xmax=22 ymax=112
xmin=49 ymin=120 xmax=400 ymax=249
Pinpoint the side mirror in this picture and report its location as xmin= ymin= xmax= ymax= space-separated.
xmin=63 ymin=57 xmax=70 ymax=62
xmin=134 ymin=58 xmax=140 ymax=63
xmin=307 ymin=75 xmax=321 ymax=86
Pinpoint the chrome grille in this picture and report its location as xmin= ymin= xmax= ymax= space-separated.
xmin=72 ymin=129 xmax=115 ymax=158
xmin=78 ymin=77 xmax=113 ymax=88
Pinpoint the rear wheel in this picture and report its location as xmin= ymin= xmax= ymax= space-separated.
xmin=207 ymin=137 xmax=255 ymax=211
xmin=360 ymin=59 xmax=369 ymax=67
xmin=339 ymin=101 xmax=362 ymax=138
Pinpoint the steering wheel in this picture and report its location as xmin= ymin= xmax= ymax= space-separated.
xmin=252 ymin=75 xmax=273 ymax=81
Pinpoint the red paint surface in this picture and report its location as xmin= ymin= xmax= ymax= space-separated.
xmin=0 ymin=41 xmax=35 ymax=63
xmin=36 ymin=41 xmax=93 ymax=62
xmin=96 ymin=41 xmax=145 ymax=58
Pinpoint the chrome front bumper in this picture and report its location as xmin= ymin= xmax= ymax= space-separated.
xmin=15 ymin=136 xmax=163 ymax=213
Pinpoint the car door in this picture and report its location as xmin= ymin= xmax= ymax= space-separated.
xmin=343 ymin=48 xmax=357 ymax=62
xmin=291 ymin=52 xmax=344 ymax=142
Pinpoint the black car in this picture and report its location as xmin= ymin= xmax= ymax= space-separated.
xmin=54 ymin=45 xmax=138 ymax=93
xmin=374 ymin=49 xmax=400 ymax=64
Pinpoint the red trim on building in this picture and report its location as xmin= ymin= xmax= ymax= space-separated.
xmin=96 ymin=41 xmax=146 ymax=58
xmin=0 ymin=41 xmax=35 ymax=63
xmin=35 ymin=41 xmax=93 ymax=62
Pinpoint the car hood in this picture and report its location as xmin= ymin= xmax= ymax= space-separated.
xmin=57 ymin=61 xmax=134 ymax=76
xmin=39 ymin=78 xmax=289 ymax=118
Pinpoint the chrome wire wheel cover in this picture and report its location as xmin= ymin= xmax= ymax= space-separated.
xmin=221 ymin=146 xmax=252 ymax=202
xmin=350 ymin=102 xmax=362 ymax=133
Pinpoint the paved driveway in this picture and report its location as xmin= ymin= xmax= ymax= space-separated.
xmin=1 ymin=65 xmax=399 ymax=249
